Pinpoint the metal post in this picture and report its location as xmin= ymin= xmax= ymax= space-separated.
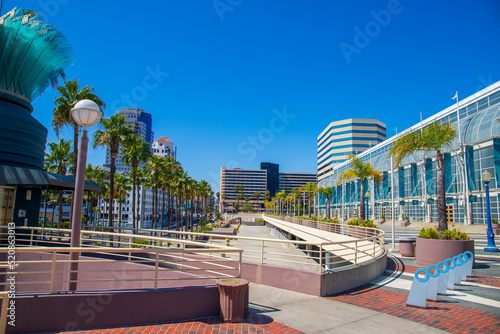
xmin=391 ymin=156 xmax=395 ymax=251
xmin=261 ymin=240 xmax=264 ymax=264
xmin=69 ymin=129 xmax=89 ymax=291
xmin=154 ymin=251 xmax=159 ymax=290
xmin=484 ymin=180 xmax=499 ymax=252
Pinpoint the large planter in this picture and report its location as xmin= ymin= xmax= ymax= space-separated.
xmin=217 ymin=278 xmax=249 ymax=323
xmin=415 ymin=237 xmax=475 ymax=267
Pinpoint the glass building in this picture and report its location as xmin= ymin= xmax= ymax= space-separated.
xmin=317 ymin=81 xmax=500 ymax=225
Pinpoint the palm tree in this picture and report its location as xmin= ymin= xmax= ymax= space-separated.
xmin=318 ymin=187 xmax=334 ymax=219
xmin=93 ymin=113 xmax=134 ymax=235
xmin=114 ymin=173 xmax=131 ymax=231
xmin=221 ymin=193 xmax=227 ymax=213
xmin=134 ymin=167 xmax=148 ymax=229
xmin=290 ymin=188 xmax=300 ymax=216
xmin=85 ymin=164 xmax=107 ymax=226
xmin=389 ymin=121 xmax=457 ymax=232
xmin=44 ymin=138 xmax=72 ymax=229
xmin=145 ymin=156 xmax=164 ymax=230
xmin=337 ymin=154 xmax=382 ymax=222
xmin=52 ymin=79 xmax=106 ymax=173
xmin=252 ymin=191 xmax=261 ymax=211
xmin=198 ymin=180 xmax=211 ymax=219
xmin=161 ymin=157 xmax=180 ymax=229
xmin=275 ymin=190 xmax=287 ymax=215
xmin=300 ymin=183 xmax=318 ymax=218
xmin=122 ymin=134 xmax=152 ymax=232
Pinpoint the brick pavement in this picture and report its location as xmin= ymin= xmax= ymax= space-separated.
xmin=60 ymin=316 xmax=305 ymax=334
xmin=327 ymin=257 xmax=500 ymax=334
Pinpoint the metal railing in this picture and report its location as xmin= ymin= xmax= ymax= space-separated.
xmin=0 ymin=227 xmax=242 ymax=295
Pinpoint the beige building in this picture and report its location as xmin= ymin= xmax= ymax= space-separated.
xmin=220 ymin=167 xmax=267 ymax=213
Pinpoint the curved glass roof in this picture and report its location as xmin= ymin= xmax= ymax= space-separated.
xmin=0 ymin=7 xmax=74 ymax=102
xmin=462 ymin=103 xmax=500 ymax=145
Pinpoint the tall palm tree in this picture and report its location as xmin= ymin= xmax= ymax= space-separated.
xmin=122 ymin=134 xmax=152 ymax=232
xmin=44 ymin=138 xmax=72 ymax=229
xmin=52 ymin=79 xmax=106 ymax=173
xmin=93 ymin=113 xmax=134 ymax=235
xmin=300 ymin=183 xmax=318 ymax=218
xmin=162 ymin=157 xmax=180 ymax=229
xmin=221 ymin=193 xmax=227 ymax=213
xmin=85 ymin=164 xmax=107 ymax=226
xmin=114 ymin=173 xmax=131 ymax=231
xmin=389 ymin=121 xmax=457 ymax=232
xmin=134 ymin=167 xmax=148 ymax=229
xmin=275 ymin=190 xmax=287 ymax=215
xmin=337 ymin=154 xmax=382 ymax=222
xmin=198 ymin=180 xmax=211 ymax=218
xmin=185 ymin=177 xmax=198 ymax=231
xmin=318 ymin=187 xmax=334 ymax=219
xmin=290 ymin=188 xmax=300 ymax=216
xmin=145 ymin=156 xmax=165 ymax=230
xmin=252 ymin=191 xmax=261 ymax=211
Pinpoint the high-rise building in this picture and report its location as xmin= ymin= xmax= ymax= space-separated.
xmin=220 ymin=167 xmax=267 ymax=212
xmin=279 ymin=172 xmax=317 ymax=194
xmin=317 ymin=119 xmax=386 ymax=182
xmin=260 ymin=162 xmax=279 ymax=197
xmin=152 ymin=137 xmax=175 ymax=159
xmin=106 ymin=107 xmax=154 ymax=174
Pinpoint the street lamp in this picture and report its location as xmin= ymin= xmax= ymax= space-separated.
xmin=365 ymin=191 xmax=370 ymax=221
xmin=482 ymin=171 xmax=499 ymax=252
xmin=69 ymin=99 xmax=102 ymax=290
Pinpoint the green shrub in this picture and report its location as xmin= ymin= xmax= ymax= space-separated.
xmin=131 ymin=238 xmax=150 ymax=248
xmin=492 ymin=217 xmax=499 ymax=223
xmin=196 ymin=225 xmax=213 ymax=233
xmin=442 ymin=228 xmax=470 ymax=240
xmin=404 ymin=216 xmax=409 ymax=220
xmin=255 ymin=219 xmax=264 ymax=223
xmin=418 ymin=227 xmax=439 ymax=239
xmin=381 ymin=214 xmax=386 ymax=219
xmin=348 ymin=219 xmax=361 ymax=226
xmin=320 ymin=218 xmax=340 ymax=223
xmin=363 ymin=220 xmax=377 ymax=228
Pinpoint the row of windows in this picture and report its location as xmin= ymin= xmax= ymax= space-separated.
xmin=317 ymin=122 xmax=386 ymax=144
xmin=317 ymin=138 xmax=381 ymax=161
xmin=317 ymin=130 xmax=386 ymax=149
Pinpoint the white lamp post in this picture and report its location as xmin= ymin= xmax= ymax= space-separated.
xmin=69 ymin=99 xmax=102 ymax=291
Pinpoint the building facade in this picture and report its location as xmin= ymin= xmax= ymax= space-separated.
xmin=152 ymin=137 xmax=175 ymax=159
xmin=220 ymin=167 xmax=267 ymax=212
xmin=317 ymin=82 xmax=500 ymax=225
xmin=260 ymin=162 xmax=279 ymax=197
xmin=317 ymin=119 xmax=386 ymax=182
xmin=279 ymin=172 xmax=318 ymax=194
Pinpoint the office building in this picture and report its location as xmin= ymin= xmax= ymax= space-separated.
xmin=317 ymin=119 xmax=386 ymax=182
xmin=260 ymin=162 xmax=279 ymax=197
xmin=279 ymin=172 xmax=318 ymax=194
xmin=317 ymin=81 xmax=500 ymax=224
xmin=220 ymin=167 xmax=267 ymax=212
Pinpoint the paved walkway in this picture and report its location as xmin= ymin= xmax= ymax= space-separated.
xmin=59 ymin=222 xmax=500 ymax=334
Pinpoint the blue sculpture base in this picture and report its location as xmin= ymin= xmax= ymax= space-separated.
xmin=484 ymin=247 xmax=500 ymax=252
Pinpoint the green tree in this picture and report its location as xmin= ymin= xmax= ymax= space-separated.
xmin=252 ymin=191 xmax=261 ymax=211
xmin=337 ymin=155 xmax=381 ymax=222
xmin=300 ymin=183 xmax=318 ymax=218
xmin=52 ymin=79 xmax=106 ymax=173
xmin=389 ymin=121 xmax=457 ymax=232
xmin=92 ymin=113 xmax=134 ymax=234
xmin=114 ymin=173 xmax=131 ymax=231
xmin=318 ymin=187 xmax=334 ymax=219
xmin=145 ymin=156 xmax=164 ymax=230
xmin=122 ymin=134 xmax=152 ymax=232
xmin=44 ymin=138 xmax=72 ymax=229
xmin=85 ymin=164 xmax=108 ymax=226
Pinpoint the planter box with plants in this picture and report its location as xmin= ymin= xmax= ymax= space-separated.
xmin=402 ymin=216 xmax=410 ymax=227
xmin=347 ymin=219 xmax=376 ymax=238
xmin=492 ymin=218 xmax=500 ymax=235
xmin=415 ymin=227 xmax=474 ymax=267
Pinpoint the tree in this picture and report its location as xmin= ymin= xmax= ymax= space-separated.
xmin=114 ymin=173 xmax=131 ymax=231
xmin=162 ymin=157 xmax=181 ymax=229
xmin=389 ymin=121 xmax=457 ymax=232
xmin=318 ymin=187 xmax=334 ymax=219
xmin=300 ymin=183 xmax=318 ymax=218
xmin=52 ymin=79 xmax=106 ymax=173
xmin=93 ymin=113 xmax=134 ymax=235
xmin=221 ymin=193 xmax=227 ymax=213
xmin=122 ymin=134 xmax=152 ymax=233
xmin=337 ymin=154 xmax=382 ymax=222
xmin=252 ymin=191 xmax=261 ymax=211
xmin=85 ymin=164 xmax=107 ymax=226
xmin=44 ymin=138 xmax=72 ymax=229
xmin=275 ymin=190 xmax=287 ymax=215
xmin=145 ymin=156 xmax=164 ymax=231
xmin=290 ymin=188 xmax=300 ymax=216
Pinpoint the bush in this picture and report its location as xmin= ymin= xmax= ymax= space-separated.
xmin=381 ymin=214 xmax=386 ymax=219
xmin=442 ymin=228 xmax=470 ymax=240
xmin=196 ymin=225 xmax=213 ymax=233
xmin=492 ymin=217 xmax=499 ymax=223
xmin=320 ymin=218 xmax=339 ymax=223
xmin=348 ymin=219 xmax=361 ymax=226
xmin=131 ymin=238 xmax=150 ymax=248
xmin=419 ymin=227 xmax=439 ymax=239
xmin=363 ymin=220 xmax=377 ymax=228
xmin=404 ymin=216 xmax=409 ymax=220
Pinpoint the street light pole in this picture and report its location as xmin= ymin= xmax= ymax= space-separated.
xmin=68 ymin=100 xmax=102 ymax=291
xmin=482 ymin=171 xmax=499 ymax=252
xmin=365 ymin=192 xmax=370 ymax=221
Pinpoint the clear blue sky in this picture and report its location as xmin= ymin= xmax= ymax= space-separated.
xmin=4 ymin=0 xmax=500 ymax=192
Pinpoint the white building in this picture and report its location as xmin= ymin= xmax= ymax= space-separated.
xmin=152 ymin=137 xmax=176 ymax=159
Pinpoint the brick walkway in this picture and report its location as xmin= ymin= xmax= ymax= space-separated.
xmin=327 ymin=259 xmax=500 ymax=334
xmin=61 ymin=316 xmax=305 ymax=334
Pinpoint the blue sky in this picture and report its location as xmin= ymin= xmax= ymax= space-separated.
xmin=4 ymin=0 xmax=500 ymax=192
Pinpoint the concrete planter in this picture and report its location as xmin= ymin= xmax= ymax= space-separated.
xmin=415 ymin=237 xmax=475 ymax=267
xmin=379 ymin=218 xmax=386 ymax=224
xmin=217 ymin=278 xmax=249 ymax=323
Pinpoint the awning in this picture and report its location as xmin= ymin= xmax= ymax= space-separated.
xmin=0 ymin=165 xmax=100 ymax=192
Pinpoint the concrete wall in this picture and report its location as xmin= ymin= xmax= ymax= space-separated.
xmin=7 ymin=286 xmax=219 ymax=333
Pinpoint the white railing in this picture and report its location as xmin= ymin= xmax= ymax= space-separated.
xmin=0 ymin=228 xmax=242 ymax=295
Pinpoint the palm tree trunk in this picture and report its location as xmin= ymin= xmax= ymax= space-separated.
xmin=137 ymin=185 xmax=141 ymax=231
xmin=436 ymin=151 xmax=447 ymax=233
xmin=57 ymin=190 xmax=63 ymax=234
xmin=360 ymin=179 xmax=366 ymax=222
xmin=132 ymin=166 xmax=137 ymax=234
xmin=326 ymin=199 xmax=330 ymax=219
xmin=167 ymin=182 xmax=172 ymax=230
xmin=109 ymin=155 xmax=116 ymax=245
xmin=162 ymin=188 xmax=166 ymax=229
